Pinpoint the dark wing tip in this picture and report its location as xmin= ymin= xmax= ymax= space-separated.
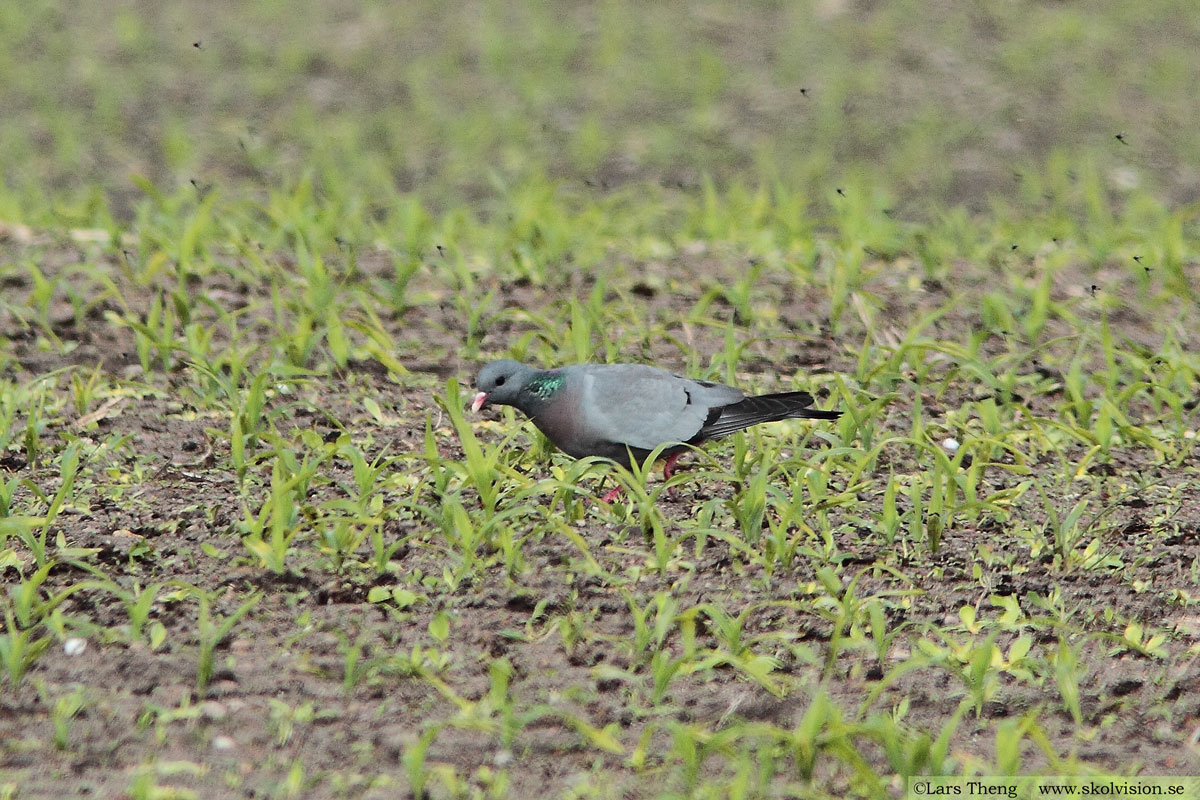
xmin=697 ymin=390 xmax=841 ymax=439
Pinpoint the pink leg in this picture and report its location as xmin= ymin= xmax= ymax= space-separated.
xmin=601 ymin=485 xmax=624 ymax=503
xmin=600 ymin=454 xmax=683 ymax=504
xmin=662 ymin=451 xmax=683 ymax=480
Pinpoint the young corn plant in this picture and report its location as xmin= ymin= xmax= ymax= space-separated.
xmin=727 ymin=448 xmax=773 ymax=547
xmin=20 ymin=382 xmax=53 ymax=468
xmin=648 ymin=649 xmax=689 ymax=705
xmin=606 ymin=443 xmax=683 ymax=574
xmin=690 ymin=259 xmax=765 ymax=324
xmin=536 ymin=456 xmax=609 ymax=522
xmin=68 ymin=566 xmax=168 ymax=649
xmin=422 ymin=415 xmax=454 ymax=498
xmin=238 ymin=444 xmax=326 ymax=574
xmin=190 ymin=363 xmax=286 ymax=488
xmin=402 ymin=726 xmax=441 ymax=800
xmin=1051 ymin=636 xmax=1084 ymax=724
xmin=916 ymin=629 xmax=1004 ymax=718
xmin=21 ymin=262 xmax=64 ymax=346
xmin=6 ymin=562 xmax=95 ymax=632
xmin=621 ymin=589 xmax=680 ymax=666
xmin=346 ymin=300 xmax=412 ymax=377
xmin=1038 ymin=491 xmax=1092 ymax=570
xmin=368 ymin=517 xmax=410 ymax=577
xmin=761 ymin=489 xmax=806 ymax=574
xmin=694 ymin=602 xmax=783 ymax=697
xmin=1105 ymin=621 xmax=1168 ymax=659
xmin=457 ymin=287 xmax=497 ymax=359
xmin=861 ymin=597 xmax=908 ymax=678
xmin=122 ymin=291 xmax=185 ymax=375
xmin=787 ymin=688 xmax=854 ymax=782
xmin=438 ymin=377 xmax=503 ymax=517
xmin=315 ymin=439 xmax=392 ymax=571
xmin=68 ymin=364 xmax=106 ymax=418
xmin=0 ymin=383 xmax=19 ymax=459
xmin=267 ymin=698 xmax=316 ymax=746
xmin=0 ymin=603 xmax=52 ymax=688
xmin=180 ymin=584 xmax=262 ymax=693
xmin=434 ymin=496 xmax=484 ymax=590
xmin=22 ymin=442 xmax=82 ymax=568
xmin=267 ymin=244 xmax=342 ymax=369
xmin=337 ymin=630 xmax=373 ymax=694
xmin=810 ymin=565 xmax=865 ymax=676
xmin=47 ymin=685 xmax=88 ymax=750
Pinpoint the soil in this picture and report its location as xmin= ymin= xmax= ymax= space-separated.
xmin=1 ymin=232 xmax=1199 ymax=798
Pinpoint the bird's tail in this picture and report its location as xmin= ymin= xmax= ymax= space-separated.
xmin=698 ymin=391 xmax=839 ymax=440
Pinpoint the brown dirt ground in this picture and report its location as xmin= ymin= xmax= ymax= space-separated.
xmin=1 ymin=235 xmax=1200 ymax=798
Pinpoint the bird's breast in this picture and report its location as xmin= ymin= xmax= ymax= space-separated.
xmin=525 ymin=382 xmax=590 ymax=457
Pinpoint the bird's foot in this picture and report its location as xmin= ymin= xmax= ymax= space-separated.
xmin=601 ymin=486 xmax=625 ymax=503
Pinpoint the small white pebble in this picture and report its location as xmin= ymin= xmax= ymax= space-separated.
xmin=212 ymin=735 xmax=237 ymax=751
xmin=493 ymin=748 xmax=513 ymax=768
xmin=942 ymin=437 xmax=960 ymax=452
xmin=63 ymin=638 xmax=87 ymax=657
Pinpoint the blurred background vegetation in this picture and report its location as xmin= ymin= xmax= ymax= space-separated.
xmin=2 ymin=0 xmax=1197 ymax=227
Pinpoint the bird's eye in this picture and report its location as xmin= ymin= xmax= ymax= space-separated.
xmin=495 ymin=376 xmax=505 ymax=386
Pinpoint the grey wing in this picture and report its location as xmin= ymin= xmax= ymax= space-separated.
xmin=576 ymin=365 xmax=743 ymax=451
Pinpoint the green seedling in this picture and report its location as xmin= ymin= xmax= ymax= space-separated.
xmin=238 ymin=436 xmax=331 ymax=573
xmin=917 ymin=630 xmax=1003 ymax=718
xmin=0 ymin=604 xmax=52 ymax=688
xmin=6 ymin=562 xmax=94 ymax=630
xmin=438 ymin=378 xmax=503 ymax=516
xmin=0 ymin=473 xmax=20 ymax=521
xmin=181 ymin=584 xmax=262 ymax=693
xmin=648 ymin=649 xmax=688 ymax=705
xmin=1105 ymin=621 xmax=1168 ymax=659
xmin=728 ymin=446 xmax=773 ymax=546
xmin=338 ymin=631 xmax=373 ymax=694
xmin=66 ymin=566 xmax=167 ymax=649
xmin=347 ymin=302 xmax=412 ymax=377
xmin=267 ymin=698 xmax=315 ymax=746
xmin=687 ymin=602 xmax=783 ymax=697
xmin=21 ymin=262 xmax=63 ymax=344
xmin=1051 ymin=636 xmax=1084 ymax=724
xmin=402 ymin=726 xmax=440 ymax=800
xmin=48 ymin=684 xmax=87 ymax=750
xmin=458 ymin=287 xmax=497 ymax=359
xmin=14 ymin=441 xmax=84 ymax=567
xmin=622 ymin=589 xmax=679 ymax=664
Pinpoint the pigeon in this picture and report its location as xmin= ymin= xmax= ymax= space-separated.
xmin=470 ymin=359 xmax=839 ymax=493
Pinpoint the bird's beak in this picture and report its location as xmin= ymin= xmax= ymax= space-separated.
xmin=470 ymin=391 xmax=489 ymax=413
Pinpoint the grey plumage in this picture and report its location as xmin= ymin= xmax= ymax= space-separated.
xmin=471 ymin=359 xmax=839 ymax=470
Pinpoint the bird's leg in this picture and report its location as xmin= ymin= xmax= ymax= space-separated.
xmin=601 ymin=484 xmax=625 ymax=503
xmin=657 ymin=452 xmax=687 ymax=500
xmin=662 ymin=452 xmax=683 ymax=481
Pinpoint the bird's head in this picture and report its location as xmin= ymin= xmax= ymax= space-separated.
xmin=470 ymin=359 xmax=530 ymax=412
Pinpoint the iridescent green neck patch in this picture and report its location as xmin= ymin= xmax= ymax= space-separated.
xmin=526 ymin=372 xmax=564 ymax=400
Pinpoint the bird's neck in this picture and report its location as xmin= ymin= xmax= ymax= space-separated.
xmin=517 ymin=371 xmax=565 ymax=416
xmin=524 ymin=371 xmax=564 ymax=401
